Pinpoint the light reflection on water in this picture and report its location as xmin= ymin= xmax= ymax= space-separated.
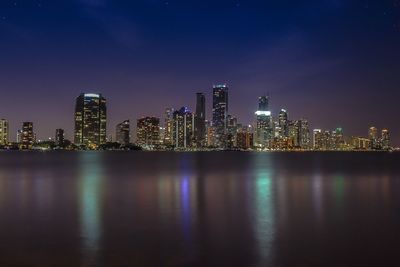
xmin=79 ymin=152 xmax=104 ymax=265
xmin=252 ymin=154 xmax=275 ymax=266
xmin=0 ymin=151 xmax=399 ymax=266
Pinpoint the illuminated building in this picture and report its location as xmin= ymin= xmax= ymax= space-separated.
xmin=20 ymin=122 xmax=34 ymax=149
xmin=254 ymin=96 xmax=273 ymax=149
xmin=74 ymin=93 xmax=107 ymax=147
xmin=278 ymin=109 xmax=288 ymax=137
xmin=137 ymin=117 xmax=160 ymax=147
xmin=288 ymin=120 xmax=299 ymax=148
xmin=381 ymin=129 xmax=390 ymax=150
xmin=195 ymin=93 xmax=206 ymax=147
xmin=0 ymin=119 xmax=9 ymax=145
xmin=55 ymin=128 xmax=65 ymax=146
xmin=163 ymin=108 xmax=174 ymax=146
xmin=173 ymin=107 xmax=194 ymax=149
xmin=333 ymin=127 xmax=344 ymax=150
xmin=236 ymin=125 xmax=253 ymax=149
xmin=313 ymin=129 xmax=323 ymax=150
xmin=207 ymin=125 xmax=216 ymax=147
xmin=351 ymin=136 xmax=371 ymax=150
xmin=116 ymin=120 xmax=130 ymax=146
xmin=368 ymin=126 xmax=379 ymax=149
xmin=226 ymin=114 xmax=238 ymax=148
xmin=212 ymin=84 xmax=229 ymax=148
xmin=298 ymin=119 xmax=311 ymax=149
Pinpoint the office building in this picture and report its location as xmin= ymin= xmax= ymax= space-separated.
xmin=368 ymin=126 xmax=379 ymax=149
xmin=0 ymin=119 xmax=9 ymax=145
xmin=116 ymin=120 xmax=130 ymax=146
xmin=226 ymin=114 xmax=238 ymax=148
xmin=20 ymin=122 xmax=34 ymax=149
xmin=278 ymin=109 xmax=289 ymax=138
xmin=163 ymin=108 xmax=174 ymax=146
xmin=55 ymin=129 xmax=65 ymax=146
xmin=298 ymin=119 xmax=311 ymax=149
xmin=254 ymin=96 xmax=273 ymax=149
xmin=173 ymin=107 xmax=194 ymax=149
xmin=236 ymin=125 xmax=253 ymax=150
xmin=137 ymin=117 xmax=160 ymax=147
xmin=381 ymin=129 xmax=390 ymax=150
xmin=212 ymin=84 xmax=229 ymax=148
xmin=195 ymin=93 xmax=206 ymax=147
xmin=313 ymin=129 xmax=323 ymax=150
xmin=74 ymin=93 xmax=107 ymax=147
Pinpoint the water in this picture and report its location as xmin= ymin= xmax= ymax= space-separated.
xmin=0 ymin=151 xmax=399 ymax=266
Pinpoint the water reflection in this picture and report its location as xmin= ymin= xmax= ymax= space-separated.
xmin=79 ymin=152 xmax=104 ymax=265
xmin=253 ymin=154 xmax=275 ymax=265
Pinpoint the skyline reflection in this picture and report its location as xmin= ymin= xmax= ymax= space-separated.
xmin=0 ymin=151 xmax=399 ymax=266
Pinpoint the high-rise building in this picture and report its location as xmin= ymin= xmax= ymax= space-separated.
xmin=116 ymin=120 xmax=130 ymax=146
xmin=173 ymin=107 xmax=194 ymax=149
xmin=20 ymin=122 xmax=34 ymax=149
xmin=368 ymin=126 xmax=379 ymax=149
xmin=288 ymin=120 xmax=299 ymax=148
xmin=333 ymin=127 xmax=344 ymax=150
xmin=313 ymin=129 xmax=323 ymax=150
xmin=226 ymin=114 xmax=238 ymax=148
xmin=74 ymin=93 xmax=107 ymax=147
xmin=278 ymin=109 xmax=288 ymax=138
xmin=0 ymin=119 xmax=9 ymax=145
xmin=212 ymin=84 xmax=228 ymax=148
xmin=298 ymin=119 xmax=311 ymax=149
xmin=381 ymin=129 xmax=390 ymax=150
xmin=236 ymin=125 xmax=253 ymax=150
xmin=254 ymin=96 xmax=273 ymax=149
xmin=137 ymin=117 xmax=160 ymax=147
xmin=55 ymin=129 xmax=65 ymax=146
xmin=195 ymin=93 xmax=206 ymax=147
xmin=163 ymin=108 xmax=174 ymax=146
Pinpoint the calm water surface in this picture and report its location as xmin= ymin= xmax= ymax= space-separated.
xmin=0 ymin=151 xmax=399 ymax=266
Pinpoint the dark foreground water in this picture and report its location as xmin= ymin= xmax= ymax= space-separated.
xmin=0 ymin=151 xmax=399 ymax=267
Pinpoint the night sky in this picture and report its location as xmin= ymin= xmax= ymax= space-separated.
xmin=0 ymin=0 xmax=399 ymax=144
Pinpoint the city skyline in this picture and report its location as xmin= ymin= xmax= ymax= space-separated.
xmin=0 ymin=89 xmax=394 ymax=150
xmin=0 ymin=1 xmax=399 ymax=144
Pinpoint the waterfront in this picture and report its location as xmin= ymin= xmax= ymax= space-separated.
xmin=0 ymin=151 xmax=399 ymax=266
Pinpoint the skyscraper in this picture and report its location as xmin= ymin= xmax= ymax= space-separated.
xmin=254 ymin=96 xmax=273 ymax=149
xmin=0 ymin=119 xmax=9 ymax=145
xmin=278 ymin=109 xmax=288 ymax=137
xmin=226 ymin=114 xmax=238 ymax=148
xmin=368 ymin=126 xmax=378 ymax=149
xmin=137 ymin=117 xmax=160 ymax=147
xmin=55 ymin=128 xmax=65 ymax=146
xmin=116 ymin=120 xmax=130 ymax=146
xmin=298 ymin=119 xmax=311 ymax=149
xmin=236 ymin=125 xmax=253 ymax=150
xmin=313 ymin=129 xmax=323 ymax=150
xmin=74 ymin=93 xmax=107 ymax=148
xmin=212 ymin=84 xmax=228 ymax=148
xmin=195 ymin=92 xmax=206 ymax=147
xmin=163 ymin=108 xmax=174 ymax=146
xmin=20 ymin=122 xmax=34 ymax=149
xmin=381 ymin=129 xmax=390 ymax=150
xmin=173 ymin=107 xmax=194 ymax=149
